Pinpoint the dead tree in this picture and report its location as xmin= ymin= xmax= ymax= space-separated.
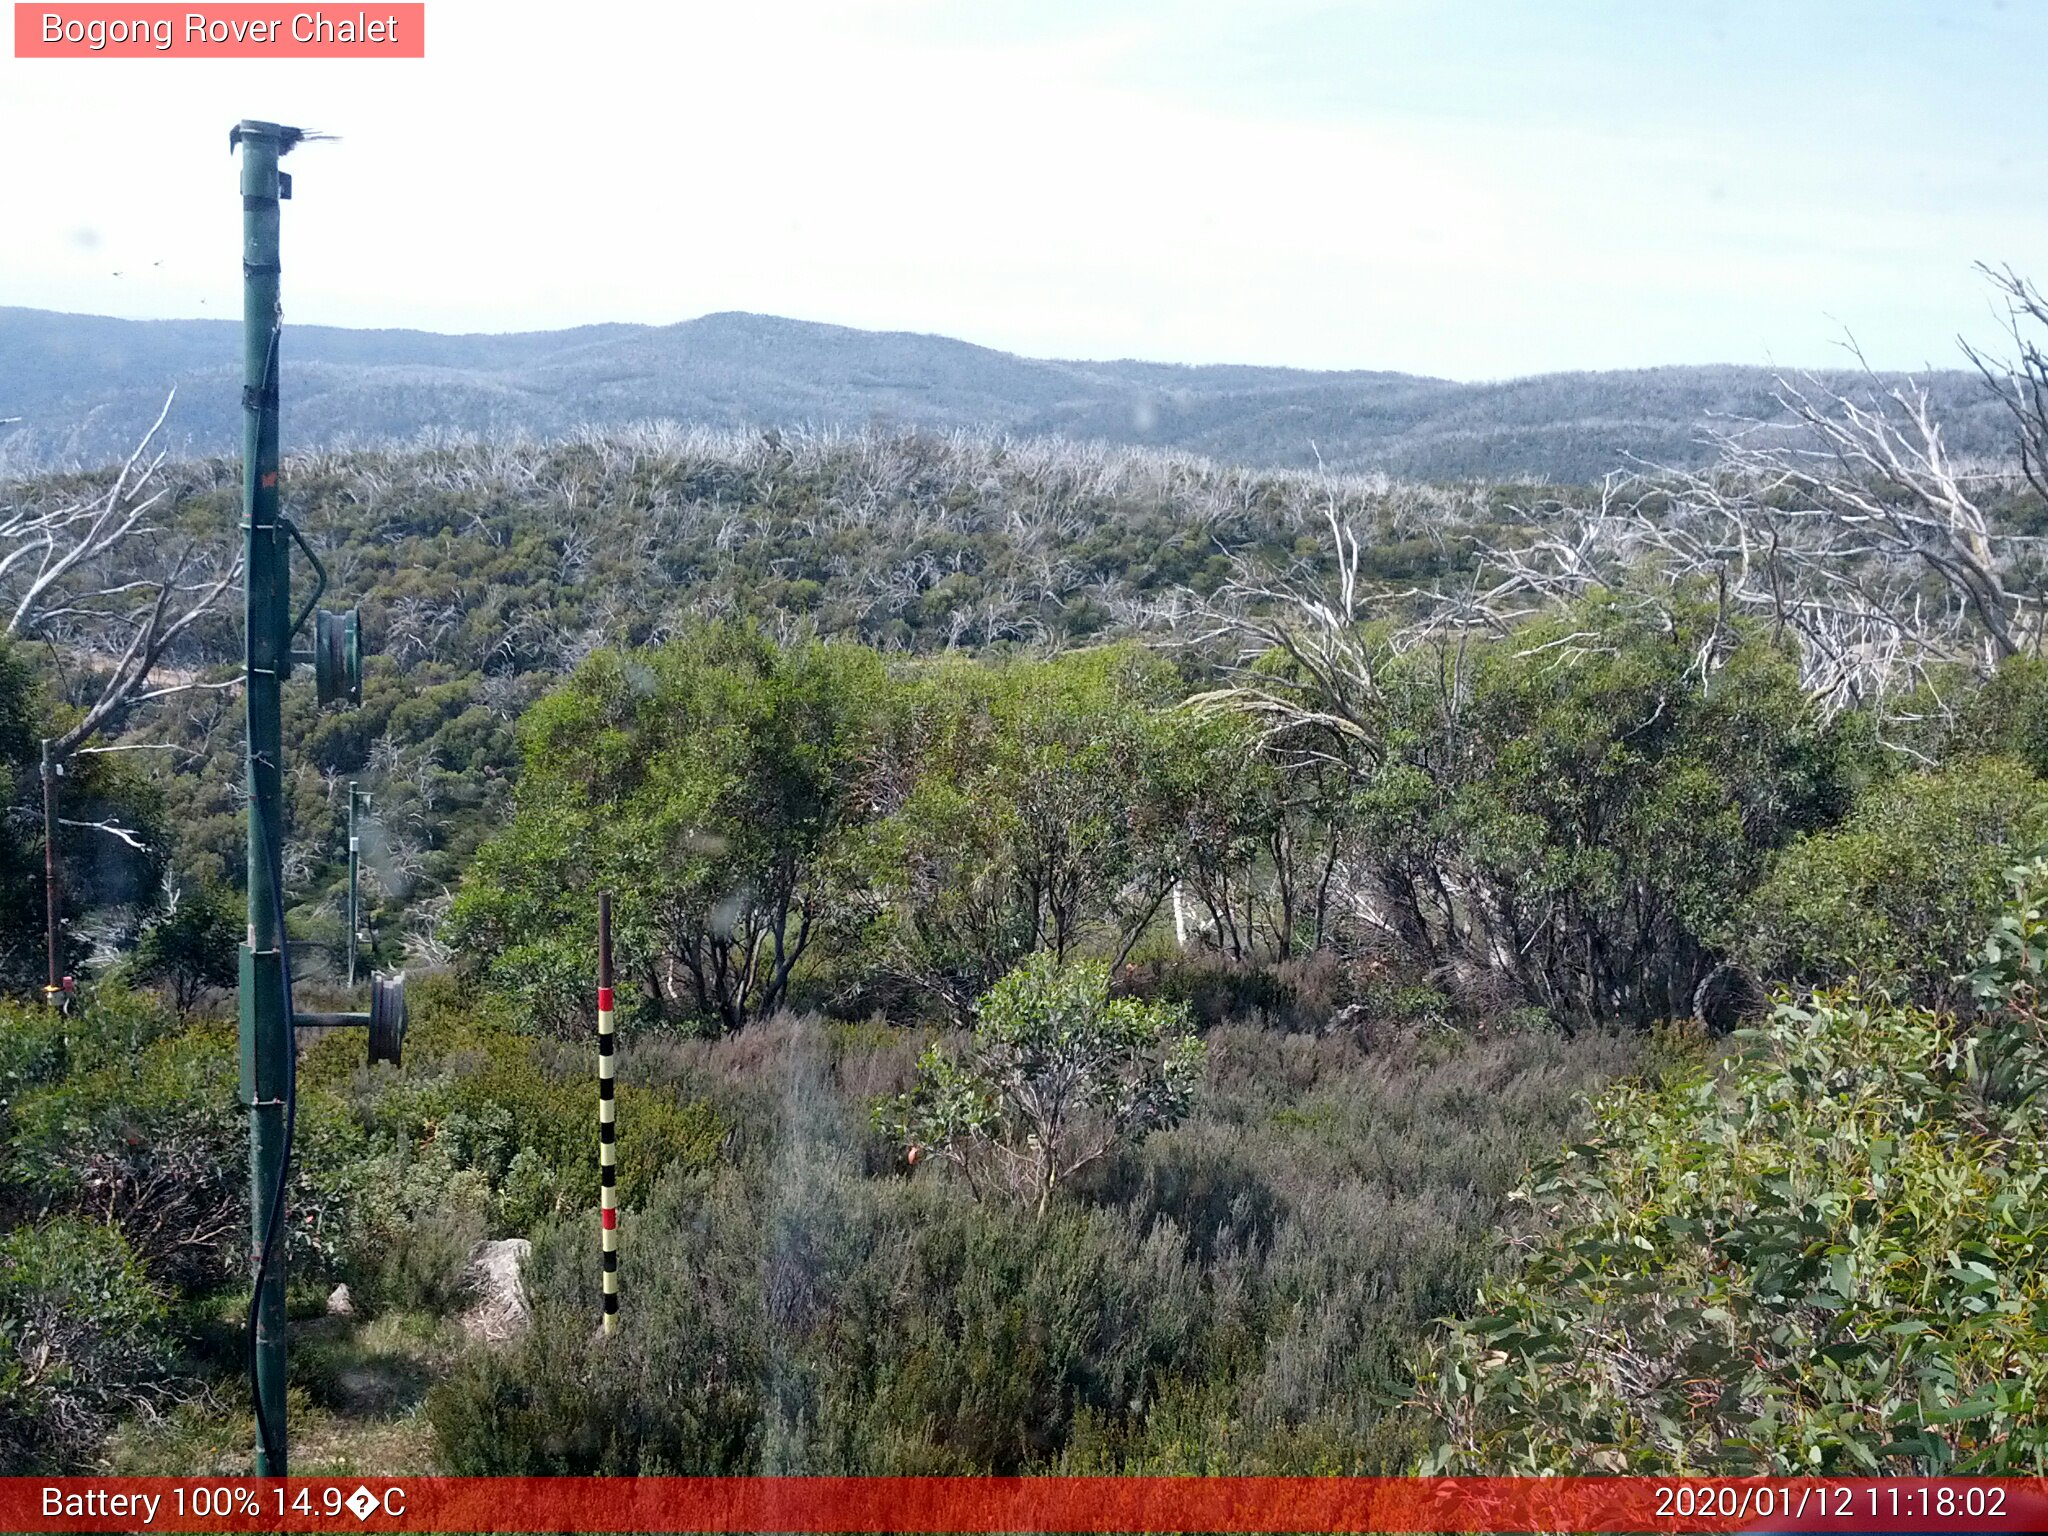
xmin=1184 ymin=499 xmax=1432 ymax=765
xmin=0 ymin=393 xmax=242 ymax=761
xmin=1 ymin=397 xmax=241 ymax=975
xmin=1470 ymin=346 xmax=2044 ymax=726
xmin=1176 ymin=276 xmax=2048 ymax=1006
xmin=1964 ymin=263 xmax=2048 ymax=519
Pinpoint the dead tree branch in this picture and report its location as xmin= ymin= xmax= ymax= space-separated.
xmin=0 ymin=394 xmax=243 ymax=761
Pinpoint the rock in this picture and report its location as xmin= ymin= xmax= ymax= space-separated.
xmin=457 ymin=1237 xmax=533 ymax=1343
xmin=1320 ymin=1002 xmax=1368 ymax=1038
xmin=326 ymin=1283 xmax=355 ymax=1317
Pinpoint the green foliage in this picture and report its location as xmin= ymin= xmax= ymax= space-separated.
xmin=436 ymin=1163 xmax=1187 ymax=1482
xmin=1925 ymin=654 xmax=2048 ymax=779
xmin=25 ymin=418 xmax=2048 ymax=1476
xmin=459 ymin=634 xmax=1273 ymax=1033
xmin=122 ymin=880 xmax=239 ymax=1012
xmin=1972 ymin=855 xmax=2048 ymax=1010
xmin=1154 ymin=715 xmax=1350 ymax=966
xmin=0 ymin=638 xmax=167 ymax=992
xmin=1134 ymin=952 xmax=1355 ymax=1033
xmin=2 ymin=998 xmax=245 ymax=1290
xmin=450 ymin=624 xmax=887 ymax=1034
xmin=0 ymin=1217 xmax=172 ymax=1472
xmin=0 ymin=928 xmax=1633 ymax=1474
xmin=41 ymin=747 xmax=168 ymax=935
xmin=428 ymin=1010 xmax=1636 ymax=1475
xmin=1420 ymin=874 xmax=2048 ymax=1473
xmin=0 ymin=630 xmax=175 ymax=991
xmin=302 ymin=1001 xmax=722 ymax=1311
xmin=1743 ymin=757 xmax=2048 ymax=1007
xmin=885 ymin=954 xmax=1205 ymax=1215
xmin=0 ymin=973 xmax=723 ymax=1352
xmin=1362 ymin=595 xmax=1872 ymax=1023
xmin=0 ymin=642 xmax=43 ymax=991
xmin=869 ymin=646 xmax=1204 ymax=1016
xmin=431 ymin=1169 xmax=1205 ymax=1476
xmin=121 ymin=429 xmax=1394 ymax=968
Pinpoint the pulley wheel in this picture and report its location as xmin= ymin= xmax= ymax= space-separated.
xmin=368 ymin=973 xmax=406 ymax=1066
xmin=315 ymin=607 xmax=362 ymax=707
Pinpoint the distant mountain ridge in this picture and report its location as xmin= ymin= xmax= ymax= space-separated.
xmin=0 ymin=305 xmax=2010 ymax=484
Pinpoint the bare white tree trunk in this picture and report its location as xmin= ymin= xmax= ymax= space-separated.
xmin=0 ymin=393 xmax=242 ymax=762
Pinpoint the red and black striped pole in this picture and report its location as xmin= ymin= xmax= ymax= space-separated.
xmin=597 ymin=891 xmax=618 ymax=1335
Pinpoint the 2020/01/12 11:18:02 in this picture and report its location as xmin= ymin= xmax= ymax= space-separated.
xmin=1659 ymin=1479 xmax=2047 ymax=1529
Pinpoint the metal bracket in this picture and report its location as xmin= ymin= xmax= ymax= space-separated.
xmin=292 ymin=975 xmax=404 ymax=1065
xmin=279 ymin=516 xmax=327 ymax=645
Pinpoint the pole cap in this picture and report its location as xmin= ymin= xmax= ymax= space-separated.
xmin=230 ymin=121 xmax=307 ymax=153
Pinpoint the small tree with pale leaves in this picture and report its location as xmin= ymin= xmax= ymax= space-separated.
xmin=884 ymin=953 xmax=1204 ymax=1216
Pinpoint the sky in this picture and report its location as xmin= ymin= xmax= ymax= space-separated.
xmin=2 ymin=0 xmax=2044 ymax=380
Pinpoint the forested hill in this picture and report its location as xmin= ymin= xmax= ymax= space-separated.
xmin=0 ymin=305 xmax=2011 ymax=483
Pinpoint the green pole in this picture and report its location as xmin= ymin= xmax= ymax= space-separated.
xmin=233 ymin=118 xmax=297 ymax=1477
xmin=347 ymin=783 xmax=359 ymax=988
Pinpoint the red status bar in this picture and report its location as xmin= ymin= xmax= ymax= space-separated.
xmin=12 ymin=1476 xmax=2048 ymax=1533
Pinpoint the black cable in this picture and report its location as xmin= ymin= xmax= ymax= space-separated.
xmin=246 ymin=766 xmax=297 ymax=1474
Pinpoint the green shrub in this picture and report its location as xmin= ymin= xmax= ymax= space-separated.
xmin=1131 ymin=953 xmax=1354 ymax=1032
xmin=0 ymin=988 xmax=180 ymax=1131
xmin=372 ymin=1198 xmax=492 ymax=1315
xmin=1929 ymin=655 xmax=2048 ymax=779
xmin=884 ymin=954 xmax=1204 ymax=1215
xmin=449 ymin=625 xmax=888 ymax=1034
xmin=430 ymin=1162 xmax=1206 ymax=1475
xmin=1353 ymin=595 xmax=1875 ymax=1025
xmin=1742 ymin=757 xmax=2048 ymax=1006
xmin=614 ymin=1094 xmax=724 ymax=1210
xmin=1420 ymin=869 xmax=2048 ymax=1473
xmin=429 ymin=1010 xmax=1637 ymax=1477
xmin=867 ymin=646 xmax=1203 ymax=1019
xmin=0 ymin=1005 xmax=74 ymax=1151
xmin=298 ymin=1000 xmax=724 ymax=1310
xmin=1971 ymin=854 xmax=2048 ymax=1011
xmin=6 ymin=1018 xmax=243 ymax=1290
xmin=121 ymin=881 xmax=240 ymax=1013
xmin=0 ymin=992 xmax=376 ymax=1294
xmin=0 ymin=1218 xmax=172 ymax=1471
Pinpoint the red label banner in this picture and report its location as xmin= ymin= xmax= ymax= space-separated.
xmin=13 ymin=4 xmax=425 ymax=57
xmin=8 ymin=1476 xmax=2048 ymax=1533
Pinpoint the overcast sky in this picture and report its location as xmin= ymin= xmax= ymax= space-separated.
xmin=3 ymin=0 xmax=2043 ymax=379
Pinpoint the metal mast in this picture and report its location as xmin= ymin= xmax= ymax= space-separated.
xmin=232 ymin=113 xmax=395 ymax=1481
xmin=234 ymin=117 xmax=295 ymax=1477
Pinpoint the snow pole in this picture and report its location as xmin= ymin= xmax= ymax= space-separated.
xmin=597 ymin=891 xmax=618 ymax=1334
